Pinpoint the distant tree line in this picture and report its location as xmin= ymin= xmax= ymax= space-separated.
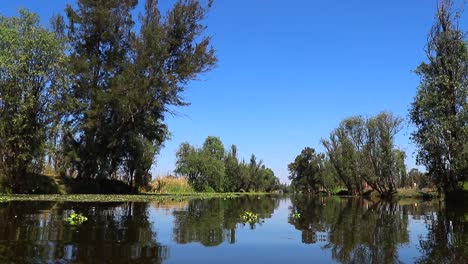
xmin=0 ymin=0 xmax=216 ymax=193
xmin=175 ymin=136 xmax=281 ymax=192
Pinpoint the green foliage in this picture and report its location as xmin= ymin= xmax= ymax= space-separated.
xmin=410 ymin=0 xmax=468 ymax=196
xmin=175 ymin=136 xmax=280 ymax=192
xmin=405 ymin=168 xmax=433 ymax=189
xmin=55 ymin=0 xmax=216 ymax=190
xmin=175 ymin=138 xmax=225 ymax=192
xmin=66 ymin=212 xmax=88 ymax=225
xmin=241 ymin=211 xmax=259 ymax=224
xmin=0 ymin=1 xmax=217 ymax=193
xmin=224 ymin=145 xmax=241 ymax=191
xmin=321 ymin=112 xmax=405 ymax=197
xmin=0 ymin=9 xmax=69 ymax=192
xmin=288 ymin=147 xmax=339 ymax=193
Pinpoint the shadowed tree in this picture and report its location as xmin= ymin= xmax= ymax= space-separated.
xmin=56 ymin=0 xmax=216 ymax=191
xmin=0 ymin=10 xmax=69 ymax=193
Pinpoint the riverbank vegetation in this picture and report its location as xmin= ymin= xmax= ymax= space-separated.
xmin=289 ymin=112 xmax=413 ymax=198
xmin=175 ymin=136 xmax=281 ymax=192
xmin=0 ymin=0 xmax=466 ymax=199
xmin=0 ymin=192 xmax=275 ymax=203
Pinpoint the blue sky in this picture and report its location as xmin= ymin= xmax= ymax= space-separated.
xmin=3 ymin=0 xmax=466 ymax=183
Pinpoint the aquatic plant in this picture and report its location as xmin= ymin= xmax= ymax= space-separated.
xmin=66 ymin=213 xmax=88 ymax=225
xmin=241 ymin=211 xmax=259 ymax=223
xmin=292 ymin=213 xmax=301 ymax=219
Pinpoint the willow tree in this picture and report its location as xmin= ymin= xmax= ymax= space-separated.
xmin=59 ymin=0 xmax=216 ymax=189
xmin=362 ymin=112 xmax=404 ymax=197
xmin=322 ymin=112 xmax=406 ymax=197
xmin=321 ymin=117 xmax=366 ymax=195
xmin=0 ymin=10 xmax=68 ymax=192
xmin=410 ymin=0 xmax=468 ymax=196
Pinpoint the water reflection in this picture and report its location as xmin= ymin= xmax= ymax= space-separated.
xmin=172 ymin=196 xmax=278 ymax=246
xmin=0 ymin=196 xmax=467 ymax=263
xmin=416 ymin=202 xmax=468 ymax=264
xmin=0 ymin=201 xmax=168 ymax=264
xmin=289 ymin=196 xmax=415 ymax=264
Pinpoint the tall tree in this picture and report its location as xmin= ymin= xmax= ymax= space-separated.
xmin=60 ymin=0 xmax=217 ymax=189
xmin=410 ymin=0 xmax=468 ymax=196
xmin=224 ymin=145 xmax=240 ymax=192
xmin=0 ymin=10 xmax=68 ymax=192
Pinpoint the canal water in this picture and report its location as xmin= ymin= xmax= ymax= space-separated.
xmin=0 ymin=196 xmax=466 ymax=263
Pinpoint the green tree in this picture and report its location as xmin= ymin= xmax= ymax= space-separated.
xmin=224 ymin=145 xmax=241 ymax=192
xmin=362 ymin=112 xmax=404 ymax=197
xmin=407 ymin=168 xmax=432 ymax=189
xmin=175 ymin=136 xmax=279 ymax=192
xmin=288 ymin=147 xmax=324 ymax=193
xmin=60 ymin=0 xmax=216 ymax=190
xmin=321 ymin=117 xmax=366 ymax=195
xmin=175 ymin=137 xmax=225 ymax=192
xmin=175 ymin=142 xmax=205 ymax=191
xmin=0 ymin=10 xmax=68 ymax=192
xmin=289 ymin=147 xmax=339 ymax=193
xmin=322 ymin=112 xmax=407 ymax=197
xmin=410 ymin=0 xmax=468 ymax=197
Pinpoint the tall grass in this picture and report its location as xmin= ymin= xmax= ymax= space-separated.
xmin=149 ymin=176 xmax=194 ymax=194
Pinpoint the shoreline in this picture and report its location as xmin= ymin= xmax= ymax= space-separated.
xmin=0 ymin=192 xmax=272 ymax=203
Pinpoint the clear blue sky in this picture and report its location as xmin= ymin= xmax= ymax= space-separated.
xmin=3 ymin=0 xmax=466 ymax=183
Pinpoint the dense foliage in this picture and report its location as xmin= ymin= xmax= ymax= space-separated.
xmin=0 ymin=0 xmax=216 ymax=193
xmin=175 ymin=136 xmax=280 ymax=192
xmin=410 ymin=0 xmax=468 ymax=197
xmin=0 ymin=10 xmax=69 ymax=193
xmin=288 ymin=147 xmax=338 ymax=194
xmin=57 ymin=0 xmax=216 ymax=190
xmin=291 ymin=112 xmax=407 ymax=197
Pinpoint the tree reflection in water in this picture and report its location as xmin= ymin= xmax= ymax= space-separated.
xmin=289 ymin=196 xmax=410 ymax=264
xmin=0 ymin=201 xmax=168 ymax=264
xmin=416 ymin=202 xmax=468 ymax=264
xmin=172 ymin=196 xmax=279 ymax=246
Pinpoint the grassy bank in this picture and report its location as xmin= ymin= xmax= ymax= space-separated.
xmin=0 ymin=192 xmax=271 ymax=203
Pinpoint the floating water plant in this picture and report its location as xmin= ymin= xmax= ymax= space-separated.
xmin=66 ymin=213 xmax=88 ymax=225
xmin=292 ymin=213 xmax=301 ymax=219
xmin=241 ymin=211 xmax=259 ymax=223
xmin=224 ymin=194 xmax=237 ymax=200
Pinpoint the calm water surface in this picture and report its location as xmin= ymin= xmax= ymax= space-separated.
xmin=0 ymin=196 xmax=466 ymax=264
